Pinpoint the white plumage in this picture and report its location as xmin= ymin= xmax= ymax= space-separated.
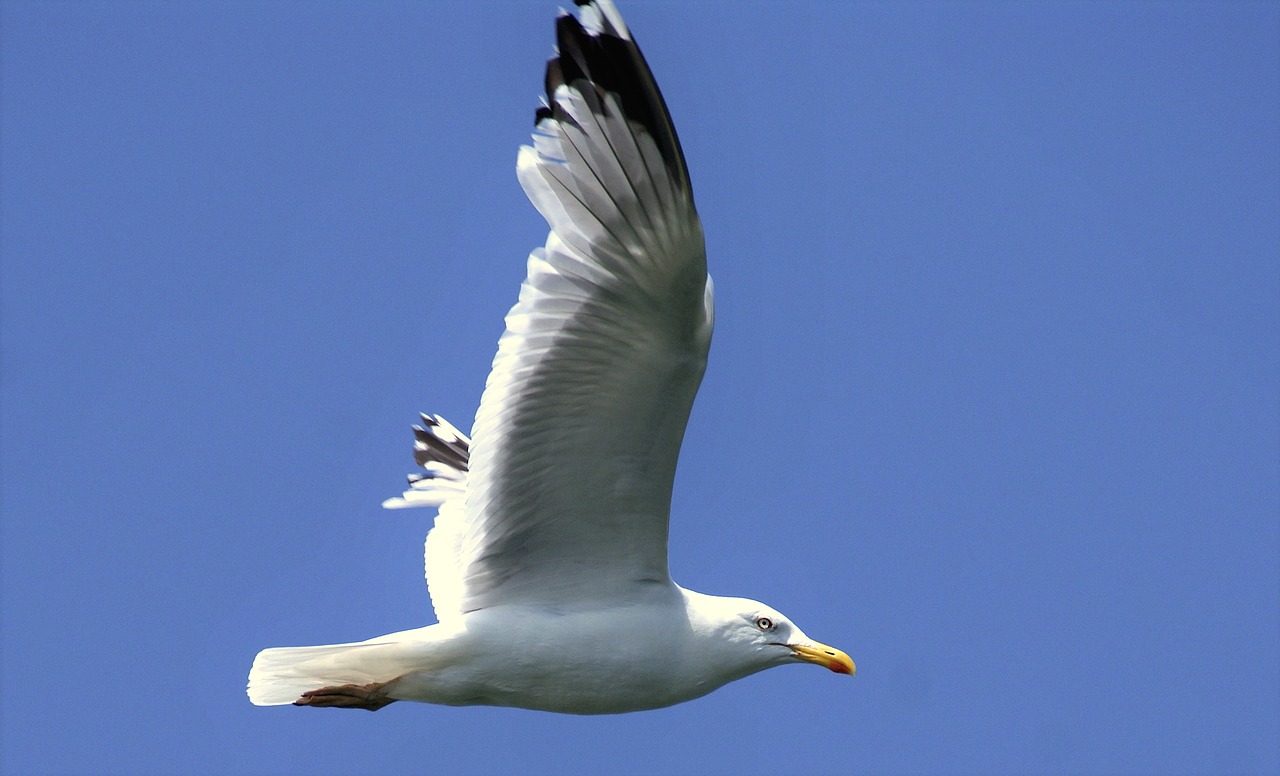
xmin=248 ymin=0 xmax=852 ymax=715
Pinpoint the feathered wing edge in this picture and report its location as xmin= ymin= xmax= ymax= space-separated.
xmin=382 ymin=414 xmax=471 ymax=620
xmin=382 ymin=414 xmax=469 ymax=510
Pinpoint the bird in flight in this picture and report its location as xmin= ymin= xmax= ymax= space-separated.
xmin=248 ymin=0 xmax=853 ymax=714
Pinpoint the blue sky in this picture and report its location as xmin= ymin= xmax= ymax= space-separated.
xmin=3 ymin=1 xmax=1277 ymax=774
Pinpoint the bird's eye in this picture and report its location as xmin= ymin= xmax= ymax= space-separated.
xmin=755 ymin=617 xmax=774 ymax=631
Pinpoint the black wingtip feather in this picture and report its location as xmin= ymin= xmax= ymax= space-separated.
xmin=409 ymin=416 xmax=470 ymax=472
xmin=539 ymin=2 xmax=691 ymax=193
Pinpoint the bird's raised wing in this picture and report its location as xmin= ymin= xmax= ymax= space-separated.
xmin=386 ymin=0 xmax=711 ymax=619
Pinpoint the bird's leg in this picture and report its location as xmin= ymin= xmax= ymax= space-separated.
xmin=294 ymin=682 xmax=396 ymax=711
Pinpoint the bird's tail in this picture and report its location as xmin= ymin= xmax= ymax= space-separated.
xmin=246 ymin=638 xmax=420 ymax=706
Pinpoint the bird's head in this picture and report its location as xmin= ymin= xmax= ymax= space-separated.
xmin=686 ymin=593 xmax=855 ymax=679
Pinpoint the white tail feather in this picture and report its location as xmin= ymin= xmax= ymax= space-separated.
xmin=247 ymin=639 xmax=414 ymax=706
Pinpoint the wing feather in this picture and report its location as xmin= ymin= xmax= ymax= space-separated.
xmin=459 ymin=2 xmax=710 ymax=613
xmin=385 ymin=0 xmax=710 ymax=619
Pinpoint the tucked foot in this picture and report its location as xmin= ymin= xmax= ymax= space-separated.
xmin=294 ymin=682 xmax=396 ymax=711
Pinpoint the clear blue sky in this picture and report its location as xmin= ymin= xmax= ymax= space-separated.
xmin=3 ymin=1 xmax=1277 ymax=774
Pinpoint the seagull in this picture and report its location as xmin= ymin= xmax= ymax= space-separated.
xmin=247 ymin=0 xmax=853 ymax=714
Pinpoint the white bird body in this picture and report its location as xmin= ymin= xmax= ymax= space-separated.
xmin=247 ymin=0 xmax=853 ymax=715
xmin=402 ymin=591 xmax=785 ymax=714
xmin=250 ymin=589 xmax=824 ymax=714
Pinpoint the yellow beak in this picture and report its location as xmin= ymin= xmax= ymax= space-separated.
xmin=790 ymin=642 xmax=856 ymax=675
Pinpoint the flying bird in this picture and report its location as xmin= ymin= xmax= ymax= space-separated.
xmin=247 ymin=0 xmax=853 ymax=714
